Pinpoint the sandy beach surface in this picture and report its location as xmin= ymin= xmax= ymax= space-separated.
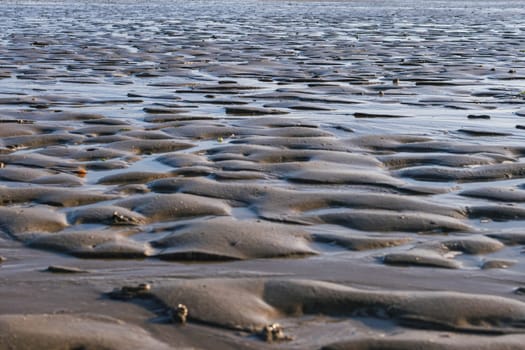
xmin=1 ymin=0 xmax=525 ymax=348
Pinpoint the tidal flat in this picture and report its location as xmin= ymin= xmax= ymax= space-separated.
xmin=1 ymin=0 xmax=525 ymax=348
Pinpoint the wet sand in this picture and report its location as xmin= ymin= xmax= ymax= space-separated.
xmin=1 ymin=0 xmax=525 ymax=348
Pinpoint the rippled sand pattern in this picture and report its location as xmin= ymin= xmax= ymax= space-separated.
xmin=1 ymin=0 xmax=525 ymax=348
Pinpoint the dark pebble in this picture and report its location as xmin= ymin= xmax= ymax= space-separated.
xmin=514 ymin=287 xmax=525 ymax=295
xmin=46 ymin=265 xmax=88 ymax=273
xmin=467 ymin=114 xmax=490 ymax=119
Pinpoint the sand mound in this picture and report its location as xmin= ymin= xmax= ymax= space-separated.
xmin=0 ymin=314 xmax=172 ymax=350
xmin=117 ymin=278 xmax=525 ymax=335
xmin=152 ymin=217 xmax=316 ymax=261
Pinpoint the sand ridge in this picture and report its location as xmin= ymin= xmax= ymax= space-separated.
xmin=1 ymin=0 xmax=525 ymax=348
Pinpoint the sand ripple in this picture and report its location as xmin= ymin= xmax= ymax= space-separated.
xmin=1 ymin=0 xmax=525 ymax=348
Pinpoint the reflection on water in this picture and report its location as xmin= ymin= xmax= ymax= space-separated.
xmin=1 ymin=1 xmax=525 ymax=348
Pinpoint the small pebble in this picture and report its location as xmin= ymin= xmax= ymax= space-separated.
xmin=46 ymin=265 xmax=87 ymax=273
xmin=467 ymin=114 xmax=490 ymax=119
xmin=260 ymin=323 xmax=293 ymax=342
xmin=112 ymin=211 xmax=141 ymax=225
xmin=171 ymin=304 xmax=188 ymax=324
xmin=108 ymin=283 xmax=151 ymax=300
xmin=76 ymin=167 xmax=88 ymax=177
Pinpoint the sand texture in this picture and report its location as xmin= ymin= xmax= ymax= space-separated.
xmin=1 ymin=0 xmax=525 ymax=348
